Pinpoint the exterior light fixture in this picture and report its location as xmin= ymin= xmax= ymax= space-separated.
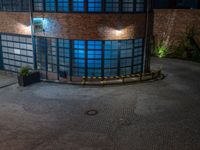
xmin=33 ymin=18 xmax=48 ymax=33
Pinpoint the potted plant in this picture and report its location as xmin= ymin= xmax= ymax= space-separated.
xmin=18 ymin=66 xmax=40 ymax=87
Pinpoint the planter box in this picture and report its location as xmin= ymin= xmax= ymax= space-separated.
xmin=18 ymin=72 xmax=40 ymax=87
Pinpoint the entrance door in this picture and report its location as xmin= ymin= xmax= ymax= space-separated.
xmin=35 ymin=37 xmax=58 ymax=80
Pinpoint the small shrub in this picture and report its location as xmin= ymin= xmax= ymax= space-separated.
xmin=19 ymin=66 xmax=31 ymax=77
xmin=155 ymin=41 xmax=168 ymax=58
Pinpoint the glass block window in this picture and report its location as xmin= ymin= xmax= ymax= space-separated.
xmin=105 ymin=0 xmax=119 ymax=12
xmin=47 ymin=38 xmax=57 ymax=72
xmin=134 ymin=38 xmax=143 ymax=47
xmin=0 ymin=0 xmax=30 ymax=11
xmin=104 ymin=41 xmax=119 ymax=77
xmin=34 ymin=0 xmax=44 ymax=11
xmin=1 ymin=34 xmax=33 ymax=73
xmin=136 ymin=0 xmax=144 ymax=12
xmin=58 ymin=39 xmax=70 ymax=77
xmin=123 ymin=0 xmax=135 ymax=12
xmin=132 ymin=38 xmax=143 ymax=73
xmin=45 ymin=0 xmax=55 ymax=11
xmin=72 ymin=40 xmax=85 ymax=77
xmin=120 ymin=40 xmax=133 ymax=58
xmin=22 ymin=0 xmax=30 ymax=11
xmin=57 ymin=0 xmax=69 ymax=12
xmin=119 ymin=40 xmax=133 ymax=75
xmin=1 ymin=0 xmax=12 ymax=11
xmin=12 ymin=0 xmax=22 ymax=11
xmin=87 ymin=41 xmax=102 ymax=77
xmin=88 ymin=0 xmax=102 ymax=12
xmin=72 ymin=0 xmax=84 ymax=12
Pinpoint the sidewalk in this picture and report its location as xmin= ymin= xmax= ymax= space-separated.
xmin=0 ymin=71 xmax=17 ymax=88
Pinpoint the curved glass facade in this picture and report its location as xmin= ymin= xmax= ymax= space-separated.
xmin=0 ymin=34 xmax=144 ymax=79
xmin=35 ymin=37 xmax=144 ymax=79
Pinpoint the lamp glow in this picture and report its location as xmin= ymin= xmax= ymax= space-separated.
xmin=115 ymin=30 xmax=123 ymax=36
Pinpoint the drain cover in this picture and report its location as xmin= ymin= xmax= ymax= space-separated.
xmin=86 ymin=110 xmax=98 ymax=116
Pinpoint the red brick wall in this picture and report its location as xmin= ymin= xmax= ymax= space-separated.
xmin=153 ymin=9 xmax=200 ymax=47
xmin=0 ymin=12 xmax=31 ymax=35
xmin=0 ymin=12 xmax=146 ymax=40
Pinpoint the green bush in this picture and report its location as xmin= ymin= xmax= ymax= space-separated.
xmin=19 ymin=66 xmax=31 ymax=77
xmin=155 ymin=41 xmax=168 ymax=58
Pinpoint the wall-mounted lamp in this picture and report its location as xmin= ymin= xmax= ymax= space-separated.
xmin=33 ymin=18 xmax=48 ymax=33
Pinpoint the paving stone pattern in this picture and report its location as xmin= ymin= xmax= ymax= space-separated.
xmin=0 ymin=57 xmax=200 ymax=150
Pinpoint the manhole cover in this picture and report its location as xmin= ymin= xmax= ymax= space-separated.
xmin=86 ymin=110 xmax=98 ymax=116
xmin=119 ymin=118 xmax=132 ymax=126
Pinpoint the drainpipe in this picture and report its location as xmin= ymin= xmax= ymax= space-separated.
xmin=143 ymin=0 xmax=151 ymax=73
xmin=29 ymin=0 xmax=37 ymax=70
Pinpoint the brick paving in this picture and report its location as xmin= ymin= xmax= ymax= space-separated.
xmin=0 ymin=57 xmax=200 ymax=150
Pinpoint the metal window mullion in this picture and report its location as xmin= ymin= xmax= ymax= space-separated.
xmin=43 ymin=0 xmax=45 ymax=11
xmin=69 ymin=0 xmax=72 ymax=12
xmin=85 ymin=0 xmax=88 ymax=12
xmin=56 ymin=38 xmax=59 ymax=80
xmin=55 ymin=0 xmax=58 ymax=12
xmin=119 ymin=0 xmax=122 ymax=12
xmin=11 ymin=0 xmax=13 ymax=11
xmin=117 ymin=40 xmax=120 ymax=76
xmin=44 ymin=38 xmax=48 ymax=79
xmin=134 ymin=0 xmax=136 ymax=12
xmin=69 ymin=40 xmax=73 ymax=81
xmin=131 ymin=39 xmax=134 ymax=74
xmin=85 ymin=41 xmax=88 ymax=78
xmin=0 ymin=34 xmax=4 ymax=70
xmin=101 ymin=41 xmax=104 ymax=79
xmin=102 ymin=0 xmax=105 ymax=12
xmin=0 ymin=0 xmax=2 ymax=10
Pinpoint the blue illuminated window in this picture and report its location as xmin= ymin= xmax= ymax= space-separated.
xmin=72 ymin=40 xmax=85 ymax=76
xmin=119 ymin=40 xmax=133 ymax=75
xmin=88 ymin=0 xmax=102 ymax=12
xmin=104 ymin=41 xmax=119 ymax=77
xmin=87 ymin=41 xmax=102 ymax=77
xmin=123 ymin=0 xmax=135 ymax=12
xmin=73 ymin=0 xmax=85 ymax=12
xmin=106 ymin=0 xmax=119 ymax=12
xmin=120 ymin=40 xmax=133 ymax=58
xmin=57 ymin=0 xmax=69 ymax=12
xmin=45 ymin=0 xmax=55 ymax=11
xmin=34 ymin=0 xmax=44 ymax=11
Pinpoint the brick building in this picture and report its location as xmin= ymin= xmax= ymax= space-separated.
xmin=0 ymin=0 xmax=199 ymax=82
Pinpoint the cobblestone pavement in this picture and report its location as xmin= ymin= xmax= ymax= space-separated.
xmin=0 ymin=57 xmax=200 ymax=150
